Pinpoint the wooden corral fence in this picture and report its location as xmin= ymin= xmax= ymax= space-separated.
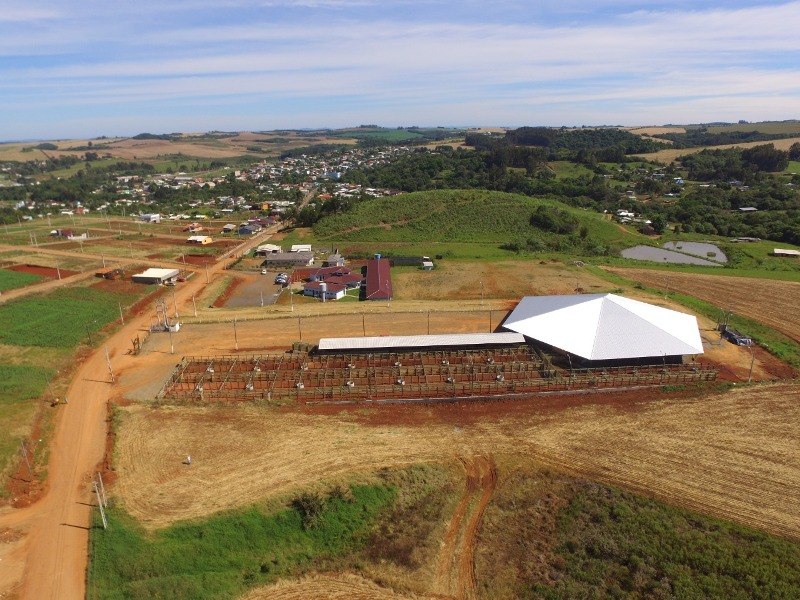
xmin=157 ymin=346 xmax=717 ymax=405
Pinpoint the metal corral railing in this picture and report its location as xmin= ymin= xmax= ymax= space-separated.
xmin=158 ymin=348 xmax=717 ymax=405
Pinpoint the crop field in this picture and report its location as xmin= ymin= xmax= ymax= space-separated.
xmin=0 ymin=268 xmax=43 ymax=292
xmin=608 ymin=268 xmax=800 ymax=344
xmin=0 ymin=285 xmax=140 ymax=348
xmin=113 ymin=382 xmax=800 ymax=540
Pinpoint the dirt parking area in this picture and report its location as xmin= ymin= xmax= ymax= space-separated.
xmin=214 ymin=272 xmax=284 ymax=308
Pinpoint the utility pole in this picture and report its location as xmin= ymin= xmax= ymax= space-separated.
xmin=172 ymin=288 xmax=179 ymax=318
xmin=260 ymin=290 xmax=264 ymax=307
xmin=233 ymin=318 xmax=239 ymax=350
xmin=93 ymin=481 xmax=108 ymax=530
xmin=748 ymin=344 xmax=755 ymax=383
xmin=363 ymin=313 xmax=366 ymax=337
xmin=118 ymin=302 xmax=125 ymax=324
xmin=56 ymin=264 xmax=61 ymax=280
xmin=105 ymin=346 xmax=115 ymax=383
xmin=96 ymin=472 xmax=108 ymax=507
xmin=192 ymin=294 xmax=197 ymax=317
xmin=20 ymin=441 xmax=32 ymax=476
xmin=298 ymin=316 xmax=302 ymax=341
xmin=102 ymin=254 xmax=106 ymax=268
xmin=168 ymin=325 xmax=174 ymax=354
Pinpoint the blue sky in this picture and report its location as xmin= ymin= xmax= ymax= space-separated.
xmin=1 ymin=0 xmax=799 ymax=139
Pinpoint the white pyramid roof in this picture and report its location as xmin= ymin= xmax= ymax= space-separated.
xmin=503 ymin=294 xmax=704 ymax=361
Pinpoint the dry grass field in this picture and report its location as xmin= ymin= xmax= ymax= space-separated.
xmin=241 ymin=573 xmax=426 ymax=599
xmin=608 ymin=268 xmax=800 ymax=343
xmin=634 ymin=136 xmax=800 ymax=163
xmin=114 ymin=381 xmax=800 ymax=540
xmin=0 ymin=131 xmax=359 ymax=163
xmin=627 ymin=126 xmax=686 ymax=136
xmin=392 ymin=261 xmax=612 ymax=301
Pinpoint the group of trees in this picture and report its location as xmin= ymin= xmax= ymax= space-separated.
xmin=680 ymin=144 xmax=790 ymax=182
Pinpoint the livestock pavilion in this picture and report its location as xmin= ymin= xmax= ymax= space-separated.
xmin=502 ymin=293 xmax=704 ymax=367
xmin=161 ymin=294 xmax=714 ymax=405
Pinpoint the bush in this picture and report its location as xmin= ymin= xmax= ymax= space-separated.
xmin=292 ymin=492 xmax=327 ymax=529
xmin=530 ymin=205 xmax=579 ymax=235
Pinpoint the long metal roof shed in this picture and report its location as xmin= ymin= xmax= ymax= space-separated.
xmin=503 ymin=293 xmax=704 ymax=361
xmin=318 ymin=332 xmax=525 ymax=352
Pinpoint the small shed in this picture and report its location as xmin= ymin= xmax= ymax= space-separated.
xmin=773 ymin=248 xmax=800 ymax=258
xmin=132 ymin=268 xmax=180 ymax=284
xmin=254 ymin=244 xmax=282 ymax=256
xmin=186 ymin=235 xmax=212 ymax=245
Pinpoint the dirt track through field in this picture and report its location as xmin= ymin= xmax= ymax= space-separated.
xmin=433 ymin=456 xmax=496 ymax=599
xmin=608 ymin=267 xmax=800 ymax=342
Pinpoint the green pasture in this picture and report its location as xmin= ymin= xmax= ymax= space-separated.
xmin=533 ymin=483 xmax=800 ymax=599
xmin=0 ymin=286 xmax=139 ymax=348
xmin=88 ymin=485 xmax=395 ymax=600
xmin=310 ymin=190 xmax=638 ymax=257
xmin=0 ymin=364 xmax=54 ymax=484
xmin=0 ymin=268 xmax=44 ymax=291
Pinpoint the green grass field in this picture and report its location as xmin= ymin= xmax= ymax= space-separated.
xmin=0 ymin=286 xmax=138 ymax=348
xmin=88 ymin=485 xmax=395 ymax=600
xmin=785 ymin=161 xmax=800 ymax=174
xmin=0 ymin=268 xmax=44 ymax=291
xmin=0 ymin=364 xmax=54 ymax=482
xmin=309 ymin=189 xmax=639 ymax=259
xmin=535 ymin=483 xmax=800 ymax=599
xmin=549 ymin=161 xmax=595 ymax=179
xmin=329 ymin=128 xmax=424 ymax=142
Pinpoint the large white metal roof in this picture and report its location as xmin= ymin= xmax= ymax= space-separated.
xmin=503 ymin=294 xmax=703 ymax=360
xmin=318 ymin=332 xmax=525 ymax=352
xmin=134 ymin=268 xmax=180 ymax=280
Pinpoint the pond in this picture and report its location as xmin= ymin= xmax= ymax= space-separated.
xmin=663 ymin=241 xmax=727 ymax=263
xmin=621 ymin=245 xmax=722 ymax=266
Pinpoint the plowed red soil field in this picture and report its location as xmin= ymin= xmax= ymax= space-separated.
xmin=8 ymin=263 xmax=79 ymax=278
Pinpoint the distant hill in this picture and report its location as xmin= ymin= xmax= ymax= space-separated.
xmin=311 ymin=189 xmax=638 ymax=255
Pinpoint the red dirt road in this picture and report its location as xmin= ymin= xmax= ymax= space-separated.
xmin=0 ymin=227 xmax=277 ymax=600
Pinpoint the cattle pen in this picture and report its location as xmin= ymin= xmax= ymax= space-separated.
xmin=157 ymin=347 xmax=717 ymax=405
